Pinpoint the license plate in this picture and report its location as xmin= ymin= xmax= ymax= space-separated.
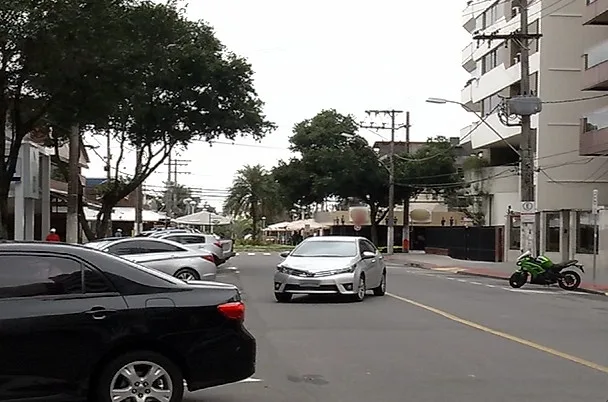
xmin=300 ymin=280 xmax=320 ymax=287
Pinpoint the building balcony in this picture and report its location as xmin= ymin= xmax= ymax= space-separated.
xmin=469 ymin=112 xmax=539 ymax=150
xmin=583 ymin=0 xmax=608 ymax=25
xmin=583 ymin=41 xmax=608 ymax=90
xmin=580 ymin=108 xmax=608 ymax=155
xmin=462 ymin=42 xmax=476 ymax=72
xmin=462 ymin=1 xmax=485 ymax=33
xmin=461 ymin=52 xmax=540 ymax=105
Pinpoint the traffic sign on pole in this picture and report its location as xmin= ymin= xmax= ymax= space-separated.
xmin=592 ymin=189 xmax=599 ymax=214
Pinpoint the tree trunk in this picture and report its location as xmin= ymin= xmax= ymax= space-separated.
xmin=0 ymin=184 xmax=9 ymax=239
xmin=370 ymin=222 xmax=378 ymax=246
xmin=78 ymin=189 xmax=95 ymax=241
xmin=96 ymin=204 xmax=114 ymax=238
xmin=250 ymin=200 xmax=258 ymax=242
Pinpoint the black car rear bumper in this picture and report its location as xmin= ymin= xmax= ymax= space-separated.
xmin=186 ymin=326 xmax=256 ymax=391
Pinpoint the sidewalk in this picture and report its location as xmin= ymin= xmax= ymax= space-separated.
xmin=384 ymin=253 xmax=608 ymax=296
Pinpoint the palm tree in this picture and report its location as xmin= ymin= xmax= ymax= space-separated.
xmin=223 ymin=165 xmax=281 ymax=240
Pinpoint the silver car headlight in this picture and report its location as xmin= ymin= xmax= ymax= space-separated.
xmin=316 ymin=264 xmax=357 ymax=277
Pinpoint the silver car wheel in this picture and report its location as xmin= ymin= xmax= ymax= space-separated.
xmin=357 ymin=276 xmax=366 ymax=299
xmin=176 ymin=271 xmax=196 ymax=281
xmin=110 ymin=360 xmax=173 ymax=402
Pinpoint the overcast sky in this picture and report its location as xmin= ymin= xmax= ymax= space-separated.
xmin=83 ymin=0 xmax=472 ymax=212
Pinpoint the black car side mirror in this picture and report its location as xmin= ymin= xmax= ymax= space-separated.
xmin=280 ymin=251 xmax=291 ymax=258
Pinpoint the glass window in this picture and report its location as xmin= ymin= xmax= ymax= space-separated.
xmin=291 ymin=240 xmax=357 ymax=257
xmin=576 ymin=211 xmax=597 ymax=254
xmin=0 ymin=255 xmax=83 ymax=299
xmin=509 ymin=215 xmax=521 ymax=250
xmin=108 ymin=240 xmax=184 ymax=255
xmin=545 ymin=213 xmax=560 ymax=252
xmin=359 ymin=240 xmax=376 ymax=254
xmin=83 ymin=266 xmax=115 ymax=294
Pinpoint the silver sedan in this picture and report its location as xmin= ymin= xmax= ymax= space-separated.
xmin=273 ymin=236 xmax=387 ymax=303
xmin=84 ymin=237 xmax=217 ymax=281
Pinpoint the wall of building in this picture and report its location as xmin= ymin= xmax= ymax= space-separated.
xmin=535 ymin=0 xmax=608 ymax=212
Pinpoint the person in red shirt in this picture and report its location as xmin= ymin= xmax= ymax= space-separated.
xmin=45 ymin=228 xmax=61 ymax=242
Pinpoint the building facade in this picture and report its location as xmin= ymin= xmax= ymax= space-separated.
xmin=460 ymin=0 xmax=608 ymax=265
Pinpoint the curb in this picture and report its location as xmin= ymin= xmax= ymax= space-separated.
xmin=403 ymin=261 xmax=608 ymax=297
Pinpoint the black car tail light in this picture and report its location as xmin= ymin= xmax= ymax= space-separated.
xmin=217 ymin=301 xmax=245 ymax=321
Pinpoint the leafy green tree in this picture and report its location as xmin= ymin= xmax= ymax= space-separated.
xmin=0 ymin=0 xmax=135 ymax=236
xmin=273 ymin=111 xmax=463 ymax=245
xmin=45 ymin=2 xmax=274 ymax=238
xmin=224 ymin=164 xmax=283 ymax=240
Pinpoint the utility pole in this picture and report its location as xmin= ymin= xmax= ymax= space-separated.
xmin=66 ymin=124 xmax=80 ymax=244
xmin=361 ymin=109 xmax=403 ymax=254
xmin=403 ymin=111 xmax=411 ymax=253
xmin=134 ymin=148 xmax=143 ymax=235
xmin=163 ymin=155 xmax=190 ymax=226
xmin=474 ymin=0 xmax=542 ymax=254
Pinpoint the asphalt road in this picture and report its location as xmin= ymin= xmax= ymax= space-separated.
xmin=186 ymin=254 xmax=608 ymax=402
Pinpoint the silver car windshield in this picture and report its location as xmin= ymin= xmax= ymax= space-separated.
xmin=291 ymin=241 xmax=357 ymax=257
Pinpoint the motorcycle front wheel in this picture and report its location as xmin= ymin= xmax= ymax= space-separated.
xmin=558 ymin=270 xmax=581 ymax=291
xmin=509 ymin=271 xmax=528 ymax=288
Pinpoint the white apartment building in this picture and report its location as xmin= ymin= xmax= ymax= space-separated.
xmin=460 ymin=0 xmax=608 ymax=266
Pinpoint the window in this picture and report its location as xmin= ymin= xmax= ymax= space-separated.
xmin=481 ymin=92 xmax=502 ymax=116
xmin=0 ymin=255 xmax=83 ymax=299
xmin=291 ymin=240 xmax=357 ymax=257
xmin=359 ymin=240 xmax=376 ymax=255
xmin=181 ymin=236 xmax=206 ymax=244
xmin=107 ymin=240 xmax=184 ymax=255
xmin=509 ymin=215 xmax=521 ymax=250
xmin=576 ymin=211 xmax=597 ymax=254
xmin=83 ymin=266 xmax=115 ymax=294
xmin=545 ymin=213 xmax=560 ymax=252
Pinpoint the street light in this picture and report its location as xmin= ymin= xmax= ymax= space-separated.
xmin=425 ymin=97 xmax=520 ymax=156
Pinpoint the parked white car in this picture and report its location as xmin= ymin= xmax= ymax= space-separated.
xmin=156 ymin=233 xmax=234 ymax=265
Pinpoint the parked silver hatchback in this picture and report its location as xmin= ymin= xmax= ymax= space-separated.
xmin=84 ymin=237 xmax=217 ymax=281
xmin=273 ymin=236 xmax=386 ymax=303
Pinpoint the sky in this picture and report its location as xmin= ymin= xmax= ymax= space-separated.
xmin=83 ymin=0 xmax=472 ymax=212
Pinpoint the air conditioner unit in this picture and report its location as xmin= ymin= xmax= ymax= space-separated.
xmin=512 ymin=6 xmax=520 ymax=17
xmin=513 ymin=52 xmax=521 ymax=64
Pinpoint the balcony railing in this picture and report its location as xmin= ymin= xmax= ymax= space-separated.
xmin=580 ymin=108 xmax=608 ymax=155
xmin=585 ymin=40 xmax=608 ymax=69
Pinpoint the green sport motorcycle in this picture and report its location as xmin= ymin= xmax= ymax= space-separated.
xmin=509 ymin=251 xmax=584 ymax=290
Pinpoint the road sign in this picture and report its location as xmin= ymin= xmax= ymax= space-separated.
xmin=592 ymin=189 xmax=599 ymax=214
xmin=521 ymin=201 xmax=535 ymax=213
xmin=353 ymin=225 xmax=362 ymax=231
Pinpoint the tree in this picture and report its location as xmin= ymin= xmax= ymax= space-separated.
xmin=162 ymin=183 xmax=191 ymax=217
xmin=273 ymin=111 xmax=463 ymax=245
xmin=0 ymin=0 xmax=136 ymax=236
xmin=49 ymin=2 xmax=274 ymax=238
xmin=223 ymin=164 xmax=283 ymax=240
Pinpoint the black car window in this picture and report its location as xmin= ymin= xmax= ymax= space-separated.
xmin=0 ymin=255 xmax=83 ymax=299
xmin=83 ymin=265 xmax=116 ymax=294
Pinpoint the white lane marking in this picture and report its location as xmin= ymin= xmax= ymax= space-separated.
xmin=486 ymin=284 xmax=496 ymax=288
xmin=447 ymin=277 xmax=456 ymax=280
xmin=263 ymin=252 xmax=272 ymax=256
xmin=224 ymin=266 xmax=239 ymax=271
xmin=470 ymin=281 xmax=482 ymax=285
xmin=235 ymin=252 xmax=241 ymax=256
xmin=504 ymin=288 xmax=556 ymax=294
xmin=457 ymin=279 xmax=467 ymax=283
xmin=247 ymin=253 xmax=256 ymax=256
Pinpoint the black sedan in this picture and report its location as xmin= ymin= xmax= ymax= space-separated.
xmin=0 ymin=241 xmax=256 ymax=402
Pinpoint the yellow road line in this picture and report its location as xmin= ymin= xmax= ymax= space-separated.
xmin=386 ymin=292 xmax=608 ymax=374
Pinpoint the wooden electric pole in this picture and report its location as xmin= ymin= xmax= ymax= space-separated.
xmin=474 ymin=0 xmax=541 ymax=253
